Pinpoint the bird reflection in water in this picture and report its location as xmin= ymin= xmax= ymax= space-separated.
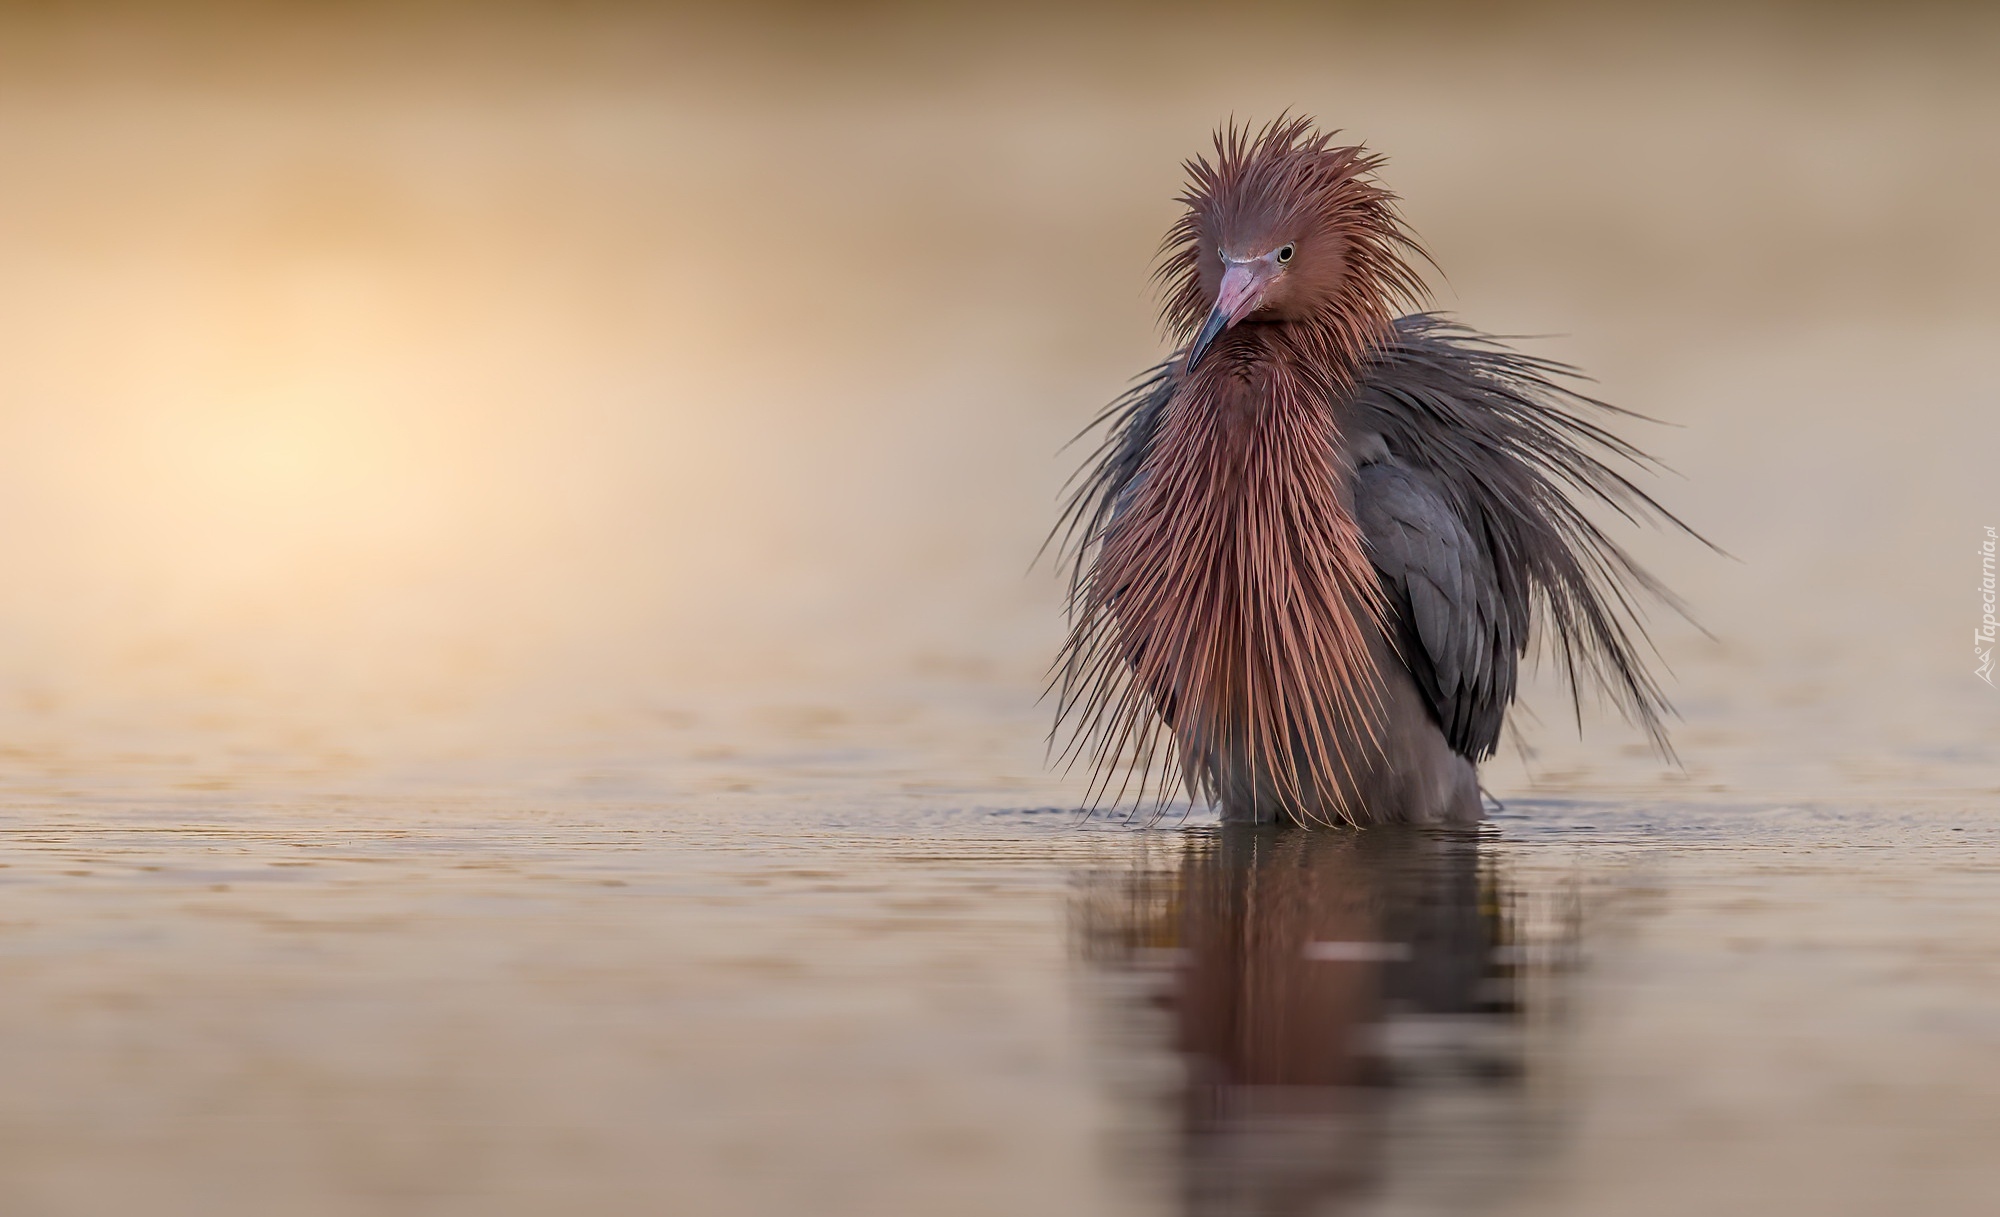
xmin=1074 ymin=826 xmax=1575 ymax=1216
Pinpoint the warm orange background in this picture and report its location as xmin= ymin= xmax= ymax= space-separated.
xmin=0 ymin=2 xmax=1992 ymax=800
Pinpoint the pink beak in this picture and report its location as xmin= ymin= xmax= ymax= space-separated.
xmin=1187 ymin=260 xmax=1275 ymax=369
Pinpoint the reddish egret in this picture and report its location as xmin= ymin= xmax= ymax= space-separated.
xmin=1053 ymin=117 xmax=1694 ymax=826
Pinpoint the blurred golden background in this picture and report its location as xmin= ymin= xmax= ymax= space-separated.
xmin=0 ymin=2 xmax=1994 ymax=789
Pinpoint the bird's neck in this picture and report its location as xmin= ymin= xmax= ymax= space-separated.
xmin=1197 ymin=314 xmax=1385 ymax=413
xmin=1186 ymin=318 xmax=1382 ymax=465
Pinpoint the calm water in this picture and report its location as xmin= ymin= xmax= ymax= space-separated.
xmin=0 ymin=6 xmax=1996 ymax=1215
xmin=4 ymin=783 xmax=1996 ymax=1215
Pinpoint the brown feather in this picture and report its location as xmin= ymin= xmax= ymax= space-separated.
xmin=1056 ymin=116 xmax=1431 ymax=823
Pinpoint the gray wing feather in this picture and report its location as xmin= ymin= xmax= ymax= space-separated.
xmin=1356 ymin=461 xmax=1520 ymax=759
xmin=1347 ymin=313 xmax=1706 ymax=759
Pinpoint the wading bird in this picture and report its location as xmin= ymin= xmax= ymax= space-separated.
xmin=1053 ymin=117 xmax=1696 ymax=826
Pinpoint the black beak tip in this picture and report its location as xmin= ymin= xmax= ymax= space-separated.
xmin=1186 ymin=307 xmax=1230 ymax=371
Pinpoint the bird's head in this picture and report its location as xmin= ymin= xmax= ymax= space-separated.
xmin=1159 ymin=117 xmax=1429 ymax=372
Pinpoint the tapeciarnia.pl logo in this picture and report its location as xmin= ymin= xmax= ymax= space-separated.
xmin=1979 ymin=525 xmax=1997 ymax=687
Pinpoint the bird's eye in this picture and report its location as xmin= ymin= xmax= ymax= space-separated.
xmin=1276 ymin=244 xmax=1295 ymax=264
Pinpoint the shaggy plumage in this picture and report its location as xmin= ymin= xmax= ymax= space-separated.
xmin=1051 ymin=117 xmax=1697 ymax=826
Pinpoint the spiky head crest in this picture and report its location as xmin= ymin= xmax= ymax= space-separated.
xmin=1158 ymin=116 xmax=1430 ymax=368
